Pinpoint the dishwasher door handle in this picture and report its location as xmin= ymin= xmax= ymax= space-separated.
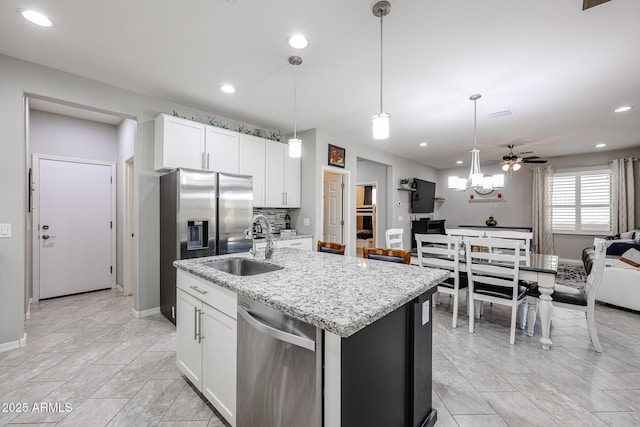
xmin=238 ymin=306 xmax=315 ymax=352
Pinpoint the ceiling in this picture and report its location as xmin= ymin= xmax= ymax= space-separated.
xmin=2 ymin=0 xmax=639 ymax=169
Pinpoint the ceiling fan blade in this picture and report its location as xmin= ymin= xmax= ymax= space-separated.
xmin=521 ymin=155 xmax=540 ymax=160
xmin=583 ymin=0 xmax=611 ymax=10
xmin=523 ymin=159 xmax=548 ymax=163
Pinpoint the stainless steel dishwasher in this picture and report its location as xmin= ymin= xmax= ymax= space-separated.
xmin=237 ymin=295 xmax=322 ymax=427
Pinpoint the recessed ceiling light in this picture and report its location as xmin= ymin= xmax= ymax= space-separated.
xmin=614 ymin=106 xmax=632 ymax=113
xmin=419 ymin=142 xmax=427 ymax=147
xmin=220 ymin=84 xmax=236 ymax=94
xmin=17 ymin=9 xmax=53 ymax=27
xmin=456 ymin=160 xmax=463 ymax=164
xmin=287 ymin=34 xmax=309 ymax=49
xmin=595 ymin=143 xmax=607 ymax=148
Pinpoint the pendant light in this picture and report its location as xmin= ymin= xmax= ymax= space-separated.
xmin=372 ymin=1 xmax=391 ymax=140
xmin=288 ymin=55 xmax=302 ymax=158
xmin=448 ymin=94 xmax=504 ymax=191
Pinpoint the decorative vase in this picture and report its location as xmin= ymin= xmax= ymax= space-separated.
xmin=486 ymin=216 xmax=497 ymax=227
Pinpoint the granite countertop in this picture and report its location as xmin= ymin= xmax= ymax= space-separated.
xmin=252 ymin=233 xmax=313 ymax=242
xmin=174 ymin=248 xmax=448 ymax=338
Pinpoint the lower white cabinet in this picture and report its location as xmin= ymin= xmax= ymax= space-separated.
xmin=255 ymin=237 xmax=312 ymax=251
xmin=176 ymin=272 xmax=237 ymax=426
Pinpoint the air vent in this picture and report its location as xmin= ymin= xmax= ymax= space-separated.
xmin=488 ymin=109 xmax=514 ymax=119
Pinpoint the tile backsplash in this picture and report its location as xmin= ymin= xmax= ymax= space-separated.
xmin=253 ymin=208 xmax=292 ymax=233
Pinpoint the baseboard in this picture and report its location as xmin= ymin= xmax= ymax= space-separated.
xmin=132 ymin=307 xmax=161 ymax=319
xmin=0 ymin=333 xmax=27 ymax=354
xmin=116 ymin=284 xmax=125 ymax=293
xmin=559 ymin=258 xmax=581 ymax=264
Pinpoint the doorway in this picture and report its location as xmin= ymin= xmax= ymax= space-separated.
xmin=323 ymin=171 xmax=344 ymax=243
xmin=356 ymin=183 xmax=377 ymax=257
xmin=32 ymin=154 xmax=116 ymax=300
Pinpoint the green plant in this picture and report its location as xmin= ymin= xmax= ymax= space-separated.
xmin=400 ymin=178 xmax=410 ymax=185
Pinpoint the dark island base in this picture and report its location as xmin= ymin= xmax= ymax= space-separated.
xmin=341 ymin=287 xmax=437 ymax=427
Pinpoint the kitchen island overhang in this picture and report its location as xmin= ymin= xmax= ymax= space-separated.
xmin=174 ymin=248 xmax=447 ymax=427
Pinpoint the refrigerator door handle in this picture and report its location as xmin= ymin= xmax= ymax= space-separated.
xmin=237 ymin=306 xmax=315 ymax=352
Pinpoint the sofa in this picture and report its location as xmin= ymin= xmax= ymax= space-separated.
xmin=582 ymin=246 xmax=640 ymax=312
xmin=604 ymin=230 xmax=640 ymax=255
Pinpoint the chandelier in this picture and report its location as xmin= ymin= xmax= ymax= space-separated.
xmin=448 ymin=94 xmax=504 ymax=192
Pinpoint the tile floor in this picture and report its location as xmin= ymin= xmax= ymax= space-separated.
xmin=1 ymin=288 xmax=639 ymax=426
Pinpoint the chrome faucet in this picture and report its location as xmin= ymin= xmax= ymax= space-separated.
xmin=248 ymin=214 xmax=275 ymax=260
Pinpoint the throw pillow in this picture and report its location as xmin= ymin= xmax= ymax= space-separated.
xmin=606 ymin=234 xmax=621 ymax=240
xmin=620 ymin=231 xmax=635 ymax=240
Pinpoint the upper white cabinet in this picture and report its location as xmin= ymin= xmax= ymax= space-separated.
xmin=239 ymin=135 xmax=266 ymax=208
xmin=265 ymin=140 xmax=301 ymax=208
xmin=206 ymin=126 xmax=239 ymax=174
xmin=155 ymin=114 xmax=205 ymax=171
xmin=155 ymin=114 xmax=301 ymax=208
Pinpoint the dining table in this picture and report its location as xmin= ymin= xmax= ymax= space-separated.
xmin=411 ymin=251 xmax=559 ymax=350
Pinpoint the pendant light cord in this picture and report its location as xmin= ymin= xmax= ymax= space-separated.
xmin=379 ymin=13 xmax=384 ymax=114
xmin=474 ymin=97 xmax=477 ymax=146
xmin=293 ymin=65 xmax=297 ymax=139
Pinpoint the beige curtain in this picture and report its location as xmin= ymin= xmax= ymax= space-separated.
xmin=611 ymin=158 xmax=636 ymax=233
xmin=532 ymin=166 xmax=554 ymax=254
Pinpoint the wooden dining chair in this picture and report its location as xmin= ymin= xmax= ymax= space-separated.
xmin=385 ymin=228 xmax=404 ymax=249
xmin=465 ymin=237 xmax=527 ymax=345
xmin=363 ymin=247 xmax=411 ymax=264
xmin=317 ymin=241 xmax=346 ymax=255
xmin=415 ymin=234 xmax=465 ymax=328
xmin=524 ymin=238 xmax=607 ymax=352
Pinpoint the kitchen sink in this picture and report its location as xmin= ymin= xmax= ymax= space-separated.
xmin=203 ymin=258 xmax=283 ymax=276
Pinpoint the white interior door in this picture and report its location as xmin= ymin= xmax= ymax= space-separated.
xmin=37 ymin=157 xmax=113 ymax=299
xmin=323 ymin=171 xmax=343 ymax=243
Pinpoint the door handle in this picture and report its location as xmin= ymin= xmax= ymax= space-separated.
xmin=194 ymin=306 xmax=198 ymax=340
xmin=237 ymin=306 xmax=315 ymax=351
xmin=190 ymin=285 xmax=208 ymax=295
xmin=198 ymin=310 xmax=205 ymax=343
xmin=206 ymin=153 xmax=210 ymax=170
xmin=42 ymin=235 xmax=55 ymax=240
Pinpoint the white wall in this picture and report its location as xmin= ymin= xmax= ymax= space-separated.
xmin=435 ymin=147 xmax=640 ymax=260
xmin=30 ymin=110 xmax=118 ymax=162
xmin=0 ymin=53 xmax=265 ymax=348
xmin=308 ymin=130 xmax=439 ymax=256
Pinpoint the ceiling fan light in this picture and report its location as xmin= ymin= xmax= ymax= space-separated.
xmin=288 ymin=138 xmax=302 ymax=158
xmin=502 ymin=163 xmax=510 ymax=172
xmin=512 ymin=163 xmax=521 ymax=171
xmin=372 ymin=113 xmax=390 ymax=139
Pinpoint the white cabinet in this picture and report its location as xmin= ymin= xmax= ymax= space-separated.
xmin=155 ymin=114 xmax=206 ymax=171
xmin=206 ymin=126 xmax=239 ymax=174
xmin=255 ymin=237 xmax=312 ymax=251
xmin=265 ymin=140 xmax=301 ymax=208
xmin=201 ymin=304 xmax=237 ymax=425
xmin=176 ymin=289 xmax=203 ymax=389
xmin=239 ymin=135 xmax=266 ymax=207
xmin=176 ymin=271 xmax=237 ymax=426
xmin=277 ymin=237 xmax=312 ymax=250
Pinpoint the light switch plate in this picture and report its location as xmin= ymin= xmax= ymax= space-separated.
xmin=303 ymin=218 xmax=310 ymax=226
xmin=0 ymin=224 xmax=11 ymax=238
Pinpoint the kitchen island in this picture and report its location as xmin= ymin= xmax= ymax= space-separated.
xmin=174 ymin=248 xmax=448 ymax=427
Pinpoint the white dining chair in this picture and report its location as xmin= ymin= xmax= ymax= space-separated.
xmin=415 ymin=234 xmax=465 ymax=328
xmin=385 ymin=228 xmax=404 ymax=249
xmin=446 ymin=228 xmax=486 ymax=238
xmin=524 ymin=238 xmax=607 ymax=352
xmin=465 ymin=237 xmax=527 ymax=345
xmin=484 ymin=230 xmax=533 ymax=261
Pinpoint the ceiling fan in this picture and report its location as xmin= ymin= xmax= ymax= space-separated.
xmin=583 ymin=0 xmax=611 ymax=11
xmin=501 ymin=144 xmax=547 ymax=171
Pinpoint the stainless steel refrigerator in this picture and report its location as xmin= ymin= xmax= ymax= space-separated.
xmin=160 ymin=168 xmax=253 ymax=324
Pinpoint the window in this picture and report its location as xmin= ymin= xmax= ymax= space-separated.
xmin=551 ymin=168 xmax=611 ymax=234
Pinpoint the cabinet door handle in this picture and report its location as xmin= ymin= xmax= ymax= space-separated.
xmin=190 ymin=285 xmax=208 ymax=295
xmin=193 ymin=306 xmax=198 ymax=341
xmin=201 ymin=152 xmax=206 ymax=170
xmin=290 ymin=242 xmax=302 ymax=246
xmin=198 ymin=310 xmax=205 ymax=343
xmin=285 ymin=192 xmax=288 ymax=205
xmin=206 ymin=153 xmax=210 ymax=170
